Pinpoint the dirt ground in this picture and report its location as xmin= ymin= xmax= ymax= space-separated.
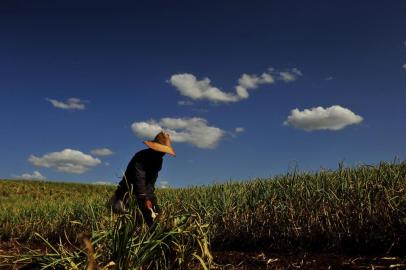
xmin=211 ymin=251 xmax=406 ymax=269
xmin=1 ymin=241 xmax=405 ymax=270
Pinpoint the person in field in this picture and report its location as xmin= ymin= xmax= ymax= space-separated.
xmin=110 ymin=131 xmax=175 ymax=226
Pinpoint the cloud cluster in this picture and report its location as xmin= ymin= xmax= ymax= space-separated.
xmin=91 ymin=148 xmax=114 ymax=156
xmin=177 ymin=100 xmax=194 ymax=106
xmin=169 ymin=74 xmax=240 ymax=103
xmin=14 ymin=171 xmax=46 ymax=180
xmin=93 ymin=181 xmax=115 ymax=185
xmin=169 ymin=68 xmax=302 ymax=103
xmin=277 ymin=68 xmax=302 ymax=83
xmin=158 ymin=181 xmax=170 ymax=188
xmin=284 ymin=105 xmax=363 ymax=131
xmin=29 ymin=149 xmax=101 ymax=174
xmin=132 ymin=117 xmax=225 ymax=149
xmin=47 ymin=97 xmax=86 ymax=110
xmin=235 ymin=127 xmax=245 ymax=133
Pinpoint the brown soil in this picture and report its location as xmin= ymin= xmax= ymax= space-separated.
xmin=211 ymin=251 xmax=406 ymax=269
xmin=1 ymin=241 xmax=405 ymax=270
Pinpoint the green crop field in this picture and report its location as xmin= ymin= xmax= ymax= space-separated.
xmin=0 ymin=161 xmax=405 ymax=269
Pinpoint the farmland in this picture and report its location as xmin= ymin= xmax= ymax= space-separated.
xmin=0 ymin=161 xmax=405 ymax=269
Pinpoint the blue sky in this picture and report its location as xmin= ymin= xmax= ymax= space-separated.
xmin=1 ymin=0 xmax=405 ymax=187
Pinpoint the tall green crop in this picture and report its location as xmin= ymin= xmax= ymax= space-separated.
xmin=1 ymin=160 xmax=405 ymax=263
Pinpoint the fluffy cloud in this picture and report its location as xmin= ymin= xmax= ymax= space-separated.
xmin=177 ymin=100 xmax=194 ymax=106
xmin=278 ymin=68 xmax=302 ymax=82
xmin=284 ymin=105 xmax=363 ymax=131
xmin=14 ymin=171 xmax=46 ymax=180
xmin=169 ymin=74 xmax=240 ymax=102
xmin=132 ymin=117 xmax=225 ymax=149
xmin=47 ymin=97 xmax=86 ymax=110
xmin=29 ymin=149 xmax=101 ymax=174
xmin=403 ymin=63 xmax=406 ymax=70
xmin=168 ymin=68 xmax=302 ymax=103
xmin=93 ymin=181 xmax=115 ymax=185
xmin=91 ymin=148 xmax=114 ymax=156
xmin=235 ymin=127 xmax=245 ymax=133
xmin=157 ymin=181 xmax=170 ymax=188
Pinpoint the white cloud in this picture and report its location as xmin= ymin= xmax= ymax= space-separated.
xmin=403 ymin=63 xmax=406 ymax=70
xmin=325 ymin=76 xmax=333 ymax=81
xmin=169 ymin=74 xmax=240 ymax=103
xmin=14 ymin=171 xmax=46 ymax=180
xmin=278 ymin=68 xmax=302 ymax=82
xmin=132 ymin=117 xmax=225 ymax=149
xmin=91 ymin=148 xmax=114 ymax=156
xmin=93 ymin=181 xmax=115 ymax=185
xmin=177 ymin=100 xmax=194 ymax=106
xmin=168 ymin=68 xmax=302 ymax=103
xmin=284 ymin=105 xmax=363 ymax=131
xmin=157 ymin=181 xmax=170 ymax=188
xmin=235 ymin=127 xmax=245 ymax=133
xmin=28 ymin=149 xmax=101 ymax=174
xmin=46 ymin=97 xmax=86 ymax=110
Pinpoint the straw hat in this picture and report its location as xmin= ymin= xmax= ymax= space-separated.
xmin=144 ymin=131 xmax=176 ymax=156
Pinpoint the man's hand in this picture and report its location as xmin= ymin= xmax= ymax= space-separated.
xmin=145 ymin=199 xmax=153 ymax=209
xmin=145 ymin=199 xmax=158 ymax=219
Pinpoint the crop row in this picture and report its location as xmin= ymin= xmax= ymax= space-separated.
xmin=1 ymin=161 xmax=405 ymax=254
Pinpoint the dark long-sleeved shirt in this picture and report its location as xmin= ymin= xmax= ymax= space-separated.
xmin=115 ymin=148 xmax=163 ymax=201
